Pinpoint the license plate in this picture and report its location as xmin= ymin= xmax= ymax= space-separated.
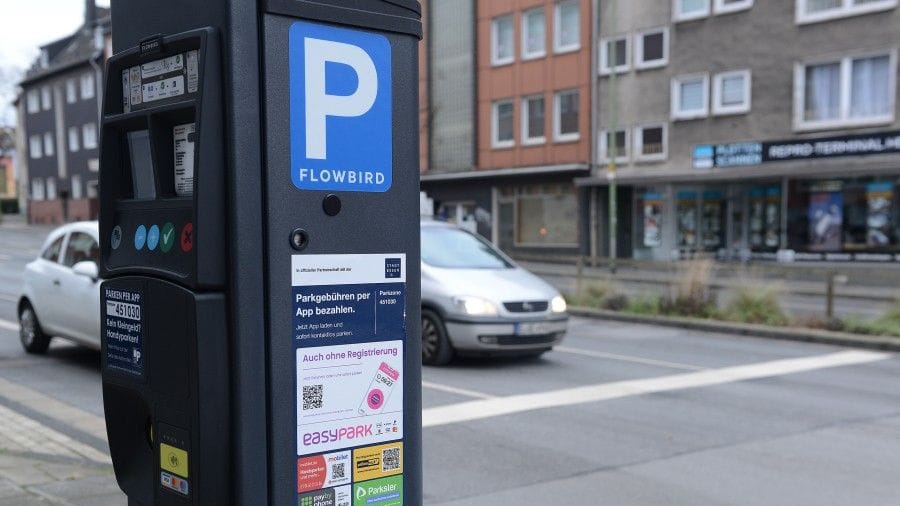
xmin=514 ymin=322 xmax=561 ymax=336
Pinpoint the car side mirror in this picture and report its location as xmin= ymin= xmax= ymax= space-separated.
xmin=72 ymin=260 xmax=99 ymax=281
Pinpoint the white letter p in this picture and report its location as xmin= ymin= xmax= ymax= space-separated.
xmin=304 ymin=37 xmax=378 ymax=160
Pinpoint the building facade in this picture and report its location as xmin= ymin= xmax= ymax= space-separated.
xmin=580 ymin=0 xmax=900 ymax=263
xmin=420 ymin=0 xmax=594 ymax=257
xmin=18 ymin=1 xmax=110 ymax=224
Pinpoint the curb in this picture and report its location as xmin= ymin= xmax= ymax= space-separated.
xmin=569 ymin=306 xmax=900 ymax=352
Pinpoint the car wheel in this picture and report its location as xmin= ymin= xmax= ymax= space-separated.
xmin=19 ymin=302 xmax=51 ymax=355
xmin=421 ymin=309 xmax=453 ymax=366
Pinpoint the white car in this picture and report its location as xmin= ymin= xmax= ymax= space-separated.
xmin=18 ymin=221 xmax=101 ymax=353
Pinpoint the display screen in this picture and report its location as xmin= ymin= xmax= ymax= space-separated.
xmin=128 ymin=130 xmax=156 ymax=199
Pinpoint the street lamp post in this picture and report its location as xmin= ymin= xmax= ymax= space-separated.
xmin=607 ymin=0 xmax=618 ymax=274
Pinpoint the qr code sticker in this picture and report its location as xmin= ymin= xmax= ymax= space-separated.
xmin=331 ymin=462 xmax=345 ymax=479
xmin=302 ymin=385 xmax=323 ymax=410
xmin=382 ymin=447 xmax=400 ymax=472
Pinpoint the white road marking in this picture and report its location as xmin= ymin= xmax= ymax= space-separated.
xmin=422 ymin=380 xmax=495 ymax=399
xmin=555 ymin=346 xmax=706 ymax=371
xmin=423 ymin=350 xmax=891 ymax=428
xmin=0 ymin=318 xmax=18 ymax=331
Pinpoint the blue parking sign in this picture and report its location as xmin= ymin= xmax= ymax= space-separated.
xmin=289 ymin=21 xmax=392 ymax=193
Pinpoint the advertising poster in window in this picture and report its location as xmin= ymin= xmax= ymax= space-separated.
xmin=701 ymin=191 xmax=724 ymax=249
xmin=866 ymin=182 xmax=893 ymax=247
xmin=808 ymin=192 xmax=843 ymax=251
xmin=642 ymin=192 xmax=663 ymax=248
xmin=764 ymin=187 xmax=781 ymax=248
xmin=676 ymin=192 xmax=697 ymax=248
xmin=749 ymin=188 xmax=765 ymax=249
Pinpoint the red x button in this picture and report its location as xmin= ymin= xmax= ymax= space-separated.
xmin=180 ymin=223 xmax=194 ymax=252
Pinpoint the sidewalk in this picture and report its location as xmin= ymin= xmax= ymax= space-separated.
xmin=0 ymin=452 xmax=121 ymax=506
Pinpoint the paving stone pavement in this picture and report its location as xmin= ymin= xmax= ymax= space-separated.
xmin=0 ymin=452 xmax=123 ymax=506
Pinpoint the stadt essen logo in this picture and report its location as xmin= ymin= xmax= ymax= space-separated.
xmin=290 ymin=20 xmax=392 ymax=193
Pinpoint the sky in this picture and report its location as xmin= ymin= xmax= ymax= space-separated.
xmin=0 ymin=0 xmax=110 ymax=124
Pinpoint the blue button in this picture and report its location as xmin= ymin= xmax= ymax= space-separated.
xmin=146 ymin=225 xmax=160 ymax=251
xmin=134 ymin=225 xmax=147 ymax=250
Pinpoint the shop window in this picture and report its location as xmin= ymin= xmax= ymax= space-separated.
xmin=554 ymin=0 xmax=580 ymax=54
xmin=634 ymin=28 xmax=668 ymax=70
xmin=796 ymin=52 xmax=895 ymax=130
xmin=491 ymin=100 xmax=514 ymax=148
xmin=634 ymin=125 xmax=667 ymax=161
xmin=671 ymin=74 xmax=709 ymax=120
xmin=515 ymin=186 xmax=578 ymax=246
xmin=749 ymin=187 xmax=781 ymax=250
xmin=554 ymin=89 xmax=580 ymax=142
xmin=491 ymin=14 xmax=514 ymax=65
xmin=797 ymin=0 xmax=897 ymax=24
xmin=676 ymin=191 xmax=698 ymax=248
xmin=522 ymin=95 xmax=546 ymax=145
xmin=674 ymin=0 xmax=711 ymax=21
xmin=713 ymin=70 xmax=751 ymax=115
xmin=522 ymin=8 xmax=546 ymax=60
xmin=639 ymin=192 xmax=664 ymax=248
xmin=599 ymin=128 xmax=629 ymax=163
xmin=701 ymin=190 xmax=725 ymax=250
xmin=600 ymin=36 xmax=629 ymax=75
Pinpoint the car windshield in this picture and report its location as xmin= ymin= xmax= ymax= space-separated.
xmin=421 ymin=225 xmax=513 ymax=269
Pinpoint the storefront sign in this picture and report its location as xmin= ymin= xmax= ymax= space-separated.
xmin=694 ymin=130 xmax=900 ymax=169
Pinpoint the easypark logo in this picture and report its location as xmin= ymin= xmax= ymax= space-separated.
xmin=302 ymin=424 xmax=373 ymax=446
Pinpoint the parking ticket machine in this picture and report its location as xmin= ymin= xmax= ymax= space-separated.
xmin=101 ymin=1 xmax=422 ymax=505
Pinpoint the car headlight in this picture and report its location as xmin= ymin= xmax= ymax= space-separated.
xmin=551 ymin=295 xmax=567 ymax=313
xmin=452 ymin=296 xmax=498 ymax=316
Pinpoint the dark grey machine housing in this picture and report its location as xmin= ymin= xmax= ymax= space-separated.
xmin=101 ymin=1 xmax=422 ymax=505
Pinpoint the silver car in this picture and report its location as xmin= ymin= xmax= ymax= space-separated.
xmin=420 ymin=219 xmax=568 ymax=365
xmin=18 ymin=221 xmax=101 ymax=353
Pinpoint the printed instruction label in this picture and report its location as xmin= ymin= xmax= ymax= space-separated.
xmin=173 ymin=123 xmax=196 ymax=197
xmin=103 ymin=287 xmax=144 ymax=376
xmin=294 ymin=254 xmax=406 ymax=504
xmin=122 ymin=50 xmax=198 ymax=112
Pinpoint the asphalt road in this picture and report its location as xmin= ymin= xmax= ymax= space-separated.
xmin=1 ymin=221 xmax=899 ymax=505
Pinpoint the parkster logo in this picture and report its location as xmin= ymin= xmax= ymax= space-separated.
xmin=352 ymin=475 xmax=403 ymax=506
xmin=290 ymin=21 xmax=392 ymax=193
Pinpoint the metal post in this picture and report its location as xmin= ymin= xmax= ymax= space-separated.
xmin=826 ymin=271 xmax=835 ymax=319
xmin=607 ymin=0 xmax=618 ymax=274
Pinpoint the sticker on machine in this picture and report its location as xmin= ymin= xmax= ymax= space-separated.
xmin=173 ymin=123 xmax=196 ymax=197
xmin=103 ymin=287 xmax=144 ymax=376
xmin=297 ymin=341 xmax=403 ymax=455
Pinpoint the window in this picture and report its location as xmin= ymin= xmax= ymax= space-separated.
xmin=713 ymin=70 xmax=752 ymax=115
xmin=46 ymin=177 xmax=57 ymax=200
xmin=491 ymin=15 xmax=514 ymax=65
xmin=554 ymin=89 xmax=580 ymax=142
xmin=554 ymin=0 xmax=580 ymax=54
xmin=80 ymin=72 xmax=95 ymax=100
xmin=26 ymin=90 xmax=40 ymax=114
xmin=522 ymin=95 xmax=546 ymax=144
xmin=82 ymin=123 xmax=98 ymax=149
xmin=671 ymin=74 xmax=710 ymax=119
xmin=86 ymin=180 xmax=99 ymax=198
xmin=600 ymin=36 xmax=629 ymax=75
xmin=43 ymin=132 xmax=54 ymax=157
xmin=492 ymin=100 xmax=515 ymax=148
xmin=797 ymin=0 xmax=897 ymax=24
xmin=32 ymin=179 xmax=46 ymax=202
xmin=714 ymin=0 xmax=754 ymax=14
xmin=599 ymin=129 xmax=629 ymax=163
xmin=522 ymin=8 xmax=546 ymax=60
xmin=635 ymin=28 xmax=668 ymax=69
xmin=40 ymin=86 xmax=51 ymax=111
xmin=62 ymin=232 xmax=99 ymax=267
xmin=634 ymin=125 xmax=668 ymax=160
xmin=504 ymin=185 xmax=578 ymax=246
xmin=41 ymin=234 xmax=63 ymax=261
xmin=29 ymin=135 xmax=42 ymax=159
xmin=796 ymin=52 xmax=896 ymax=130
xmin=674 ymin=0 xmax=711 ymax=21
xmin=71 ymin=175 xmax=83 ymax=199
xmin=68 ymin=126 xmax=80 ymax=152
xmin=66 ymin=79 xmax=77 ymax=104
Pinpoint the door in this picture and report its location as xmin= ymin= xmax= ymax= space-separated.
xmin=31 ymin=233 xmax=69 ymax=334
xmin=59 ymin=231 xmax=101 ymax=345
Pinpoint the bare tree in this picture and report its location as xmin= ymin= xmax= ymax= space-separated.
xmin=0 ymin=65 xmax=24 ymax=129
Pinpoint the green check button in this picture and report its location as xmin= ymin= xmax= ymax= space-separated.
xmin=160 ymin=223 xmax=176 ymax=253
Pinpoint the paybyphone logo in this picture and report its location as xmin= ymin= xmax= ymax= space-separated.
xmin=290 ymin=21 xmax=392 ymax=193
